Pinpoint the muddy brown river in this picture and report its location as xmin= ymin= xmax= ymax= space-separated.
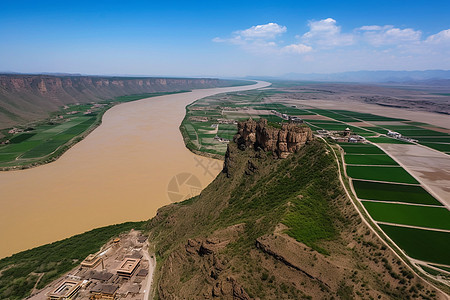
xmin=0 ymin=81 xmax=270 ymax=258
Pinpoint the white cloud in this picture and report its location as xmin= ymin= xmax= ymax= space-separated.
xmin=302 ymin=18 xmax=354 ymax=47
xmin=358 ymin=25 xmax=392 ymax=31
xmin=212 ymin=19 xmax=450 ymax=70
xmin=362 ymin=27 xmax=421 ymax=46
xmin=213 ymin=22 xmax=310 ymax=55
xmin=282 ymin=43 xmax=312 ymax=54
xmin=358 ymin=25 xmax=384 ymax=31
xmin=425 ymin=29 xmax=450 ymax=44
xmin=237 ymin=23 xmax=287 ymax=39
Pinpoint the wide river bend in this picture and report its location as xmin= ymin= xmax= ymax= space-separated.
xmin=0 ymin=81 xmax=270 ymax=258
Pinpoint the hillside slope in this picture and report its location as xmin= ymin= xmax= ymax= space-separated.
xmin=0 ymin=74 xmax=246 ymax=129
xmin=147 ymin=139 xmax=446 ymax=299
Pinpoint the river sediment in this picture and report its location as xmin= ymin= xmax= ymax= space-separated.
xmin=0 ymin=81 xmax=270 ymax=258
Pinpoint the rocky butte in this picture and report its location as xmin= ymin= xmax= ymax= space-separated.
xmin=233 ymin=118 xmax=313 ymax=158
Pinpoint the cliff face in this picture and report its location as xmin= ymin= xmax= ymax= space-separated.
xmin=234 ymin=118 xmax=313 ymax=158
xmin=0 ymin=74 xmax=235 ymax=129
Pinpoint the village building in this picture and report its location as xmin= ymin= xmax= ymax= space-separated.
xmin=47 ymin=280 xmax=81 ymax=300
xmin=343 ymin=127 xmax=351 ymax=136
xmin=81 ymin=254 xmax=103 ymax=269
xmin=89 ymin=284 xmax=119 ymax=300
xmin=116 ymin=258 xmax=140 ymax=279
xmin=387 ymin=130 xmax=402 ymax=138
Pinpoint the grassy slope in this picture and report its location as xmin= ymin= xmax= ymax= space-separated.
xmin=148 ymin=140 xmax=443 ymax=299
xmin=148 ymin=140 xmax=342 ymax=298
xmin=0 ymin=222 xmax=145 ymax=300
xmin=151 ymin=140 xmax=340 ymax=254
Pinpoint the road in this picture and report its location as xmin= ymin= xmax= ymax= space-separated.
xmin=142 ymin=243 xmax=156 ymax=300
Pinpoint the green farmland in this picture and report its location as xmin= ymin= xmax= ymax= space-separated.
xmin=346 ymin=165 xmax=419 ymax=184
xmin=379 ymin=224 xmax=450 ymax=265
xmin=344 ymin=154 xmax=398 ymax=165
xmin=0 ymin=91 xmax=187 ymax=169
xmin=0 ymin=116 xmax=97 ymax=168
xmin=352 ymin=180 xmax=443 ymax=206
xmin=180 ymin=90 xmax=310 ymax=157
xmin=340 ymin=145 xmax=385 ymax=154
xmin=363 ymin=201 xmax=450 ymax=230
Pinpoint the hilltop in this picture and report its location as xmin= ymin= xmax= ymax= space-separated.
xmin=147 ymin=129 xmax=445 ymax=299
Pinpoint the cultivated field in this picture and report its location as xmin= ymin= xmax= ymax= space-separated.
xmin=0 ymin=91 xmax=187 ymax=169
xmin=178 ymin=85 xmax=450 ymax=281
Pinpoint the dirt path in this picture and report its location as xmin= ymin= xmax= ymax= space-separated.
xmin=142 ymin=243 xmax=156 ymax=300
xmin=376 ymin=221 xmax=450 ymax=233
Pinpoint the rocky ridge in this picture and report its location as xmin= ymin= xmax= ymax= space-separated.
xmin=0 ymin=74 xmax=236 ymax=129
xmin=234 ymin=118 xmax=313 ymax=158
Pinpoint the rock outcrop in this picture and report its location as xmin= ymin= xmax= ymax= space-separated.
xmin=234 ymin=118 xmax=313 ymax=158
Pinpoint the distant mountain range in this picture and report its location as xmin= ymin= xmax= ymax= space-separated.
xmin=250 ymin=70 xmax=450 ymax=84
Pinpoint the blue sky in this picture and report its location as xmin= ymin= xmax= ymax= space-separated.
xmin=1 ymin=0 xmax=449 ymax=77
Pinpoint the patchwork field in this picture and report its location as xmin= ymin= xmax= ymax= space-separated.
xmin=340 ymin=145 xmax=386 ymax=154
xmin=0 ymin=91 xmax=186 ymax=169
xmin=346 ymin=165 xmax=419 ymax=184
xmin=352 ymin=180 xmax=443 ymax=206
xmin=344 ymin=154 xmax=398 ymax=165
xmin=180 ymin=90 xmax=304 ymax=156
xmin=178 ymin=87 xmax=450 ymax=277
xmin=362 ymin=201 xmax=450 ymax=230
xmin=0 ymin=116 xmax=97 ymax=168
xmin=379 ymin=224 xmax=450 ymax=265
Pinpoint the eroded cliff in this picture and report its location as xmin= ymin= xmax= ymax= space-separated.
xmin=0 ymin=74 xmax=242 ymax=129
xmin=234 ymin=118 xmax=313 ymax=158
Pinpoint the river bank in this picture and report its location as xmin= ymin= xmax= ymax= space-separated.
xmin=0 ymin=81 xmax=270 ymax=258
